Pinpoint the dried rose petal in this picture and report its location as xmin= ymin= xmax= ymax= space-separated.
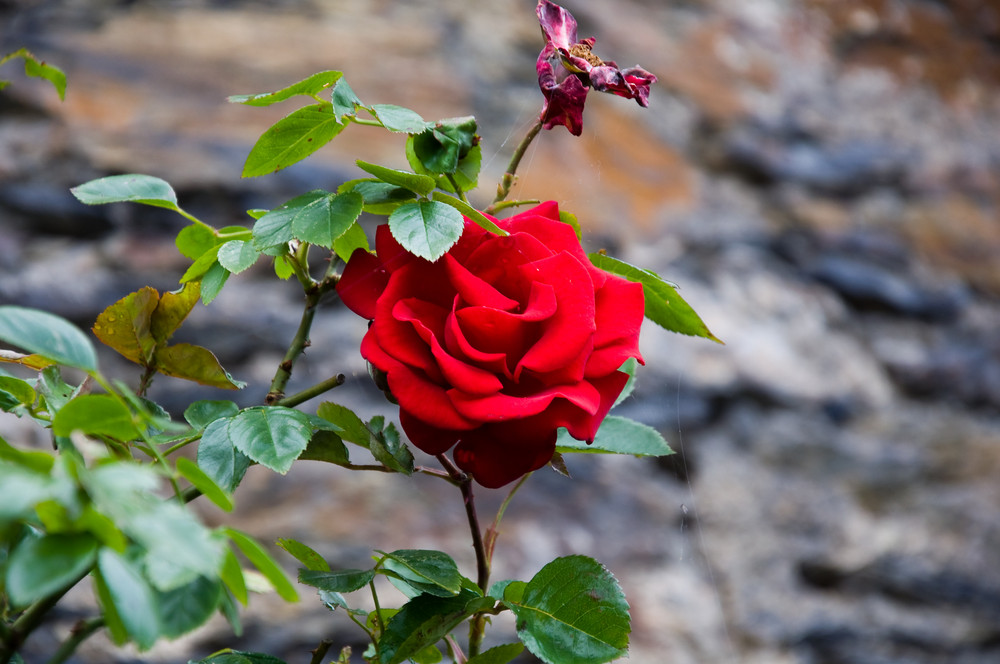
xmin=535 ymin=0 xmax=656 ymax=135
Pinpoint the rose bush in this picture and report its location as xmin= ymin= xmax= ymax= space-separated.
xmin=337 ymin=201 xmax=645 ymax=487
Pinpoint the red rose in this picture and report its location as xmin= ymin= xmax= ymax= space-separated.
xmin=336 ymin=202 xmax=644 ymax=487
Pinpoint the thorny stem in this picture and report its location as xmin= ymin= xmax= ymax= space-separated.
xmin=266 ymin=269 xmax=339 ymax=404
xmin=308 ymin=639 xmax=334 ymax=664
xmin=136 ymin=364 xmax=156 ymax=397
xmin=488 ymin=118 xmax=544 ymax=213
xmin=436 ymin=454 xmax=490 ymax=657
xmin=44 ymin=617 xmax=104 ymax=664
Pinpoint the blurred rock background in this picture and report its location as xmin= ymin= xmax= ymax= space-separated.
xmin=2 ymin=0 xmax=1000 ymax=662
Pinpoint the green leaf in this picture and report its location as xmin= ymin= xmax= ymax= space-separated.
xmin=333 ymin=221 xmax=370 ymax=263
xmin=200 ymin=261 xmax=231 ymax=305
xmin=184 ymin=399 xmax=239 ymax=429
xmin=0 ymin=436 xmax=53 ymax=474
xmin=378 ymin=589 xmax=494 ymax=664
xmin=177 ymin=457 xmax=234 ymax=512
xmin=371 ymin=104 xmax=431 ymax=134
xmin=198 ymin=417 xmax=250 ymax=493
xmin=556 ymin=416 xmax=672 ymax=457
xmin=52 ymin=394 xmax=141 ymax=440
xmin=92 ymin=561 xmax=128 ymax=645
xmin=242 ymin=103 xmax=347 ymax=177
xmin=408 ymin=117 xmax=477 ymax=174
xmin=378 ymin=549 xmax=462 ymax=598
xmin=0 ymin=305 xmax=97 ymax=371
xmin=430 ymin=191 xmax=505 ymax=236
xmin=276 ymin=538 xmax=329 ymax=572
xmin=356 ymin=160 xmax=437 ymax=197
xmin=291 ymin=191 xmax=364 ymax=249
xmin=192 ymin=651 xmax=289 ymax=664
xmin=36 ymin=365 xmax=78 ymax=412
xmin=225 ymin=529 xmax=299 ymax=602
xmin=466 ymin=643 xmax=526 ymax=664
xmin=299 ymin=567 xmax=376 ymax=593
xmin=217 ymin=240 xmax=261 ymax=274
xmin=504 ymin=555 xmax=630 ymax=664
xmin=129 ymin=501 xmax=225 ymax=591
xmin=176 ymin=223 xmax=218 ymax=260
xmin=71 ymin=174 xmax=179 ymax=211
xmin=559 ymin=210 xmax=582 ymax=241
xmin=154 ymin=343 xmax=246 ymax=390
xmin=273 ymin=255 xmax=295 ymax=280
xmin=613 ymin=357 xmax=639 ymax=408
xmin=252 ymin=190 xmax=324 ymax=249
xmin=331 ymin=78 xmax=365 ymax=122
xmin=5 ymin=532 xmax=98 ymax=606
xmin=411 ymin=644 xmax=443 ymax=664
xmin=388 ymin=201 xmax=464 ymax=262
xmin=95 ymin=548 xmax=160 ymax=650
xmin=300 ymin=429 xmax=350 ymax=466
xmin=588 ymin=253 xmax=722 ymax=343
xmin=228 ymin=70 xmax=342 ymax=106
xmin=369 ymin=420 xmax=413 ymax=475
xmin=228 ymin=406 xmax=312 ymax=474
xmin=316 ymin=402 xmax=370 ymax=448
xmin=341 ymin=179 xmax=418 ymax=215
xmin=220 ymin=547 xmax=249 ymax=605
xmin=180 ymin=245 xmax=222 ymax=284
xmin=2 ymin=48 xmax=66 ymax=99
xmin=0 ymin=375 xmax=35 ymax=411
xmin=155 ymin=574 xmax=223 ymax=638
xmin=449 ymin=144 xmax=482 ymax=193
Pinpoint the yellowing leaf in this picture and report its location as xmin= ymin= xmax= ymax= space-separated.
xmin=92 ymin=287 xmax=159 ymax=364
xmin=150 ymin=282 xmax=200 ymax=344
xmin=154 ymin=343 xmax=246 ymax=390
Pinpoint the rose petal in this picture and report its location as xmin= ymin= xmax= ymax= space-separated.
xmin=444 ymin=312 xmax=510 ymax=378
xmin=515 ymin=252 xmax=596 ymax=378
xmin=384 ymin=362 xmax=477 ymax=431
xmin=453 ymin=306 xmax=540 ymax=376
xmin=546 ymin=370 xmax=631 ymax=442
xmin=450 ymin=379 xmax=601 ymax=421
xmin=444 ymin=254 xmax=519 ymax=310
xmin=536 ymin=0 xmax=578 ymax=50
xmin=336 ymin=249 xmax=387 ymax=320
xmin=399 ymin=409 xmax=463 ymax=455
xmin=453 ymin=418 xmax=557 ymax=487
xmin=584 ymin=276 xmax=645 ymax=377
xmin=537 ymin=64 xmax=588 ymax=136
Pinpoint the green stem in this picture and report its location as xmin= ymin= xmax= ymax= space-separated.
xmin=436 ymin=454 xmax=490 ymax=657
xmin=274 ymin=374 xmax=346 ymax=408
xmin=484 ymin=472 xmax=532 ymax=565
xmin=368 ymin=579 xmax=384 ymax=662
xmin=44 ymin=617 xmax=104 ymax=664
xmin=175 ymin=207 xmax=213 ymax=230
xmin=1 ymin=571 xmax=87 ymax=664
xmin=445 ymin=174 xmax=469 ymax=204
xmin=488 ymin=119 xmax=543 ymax=212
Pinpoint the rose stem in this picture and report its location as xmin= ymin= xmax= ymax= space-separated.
xmin=488 ymin=118 xmax=544 ymax=212
xmin=436 ymin=454 xmax=490 ymax=657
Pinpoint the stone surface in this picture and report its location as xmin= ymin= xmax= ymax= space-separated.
xmin=2 ymin=1 xmax=1000 ymax=663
